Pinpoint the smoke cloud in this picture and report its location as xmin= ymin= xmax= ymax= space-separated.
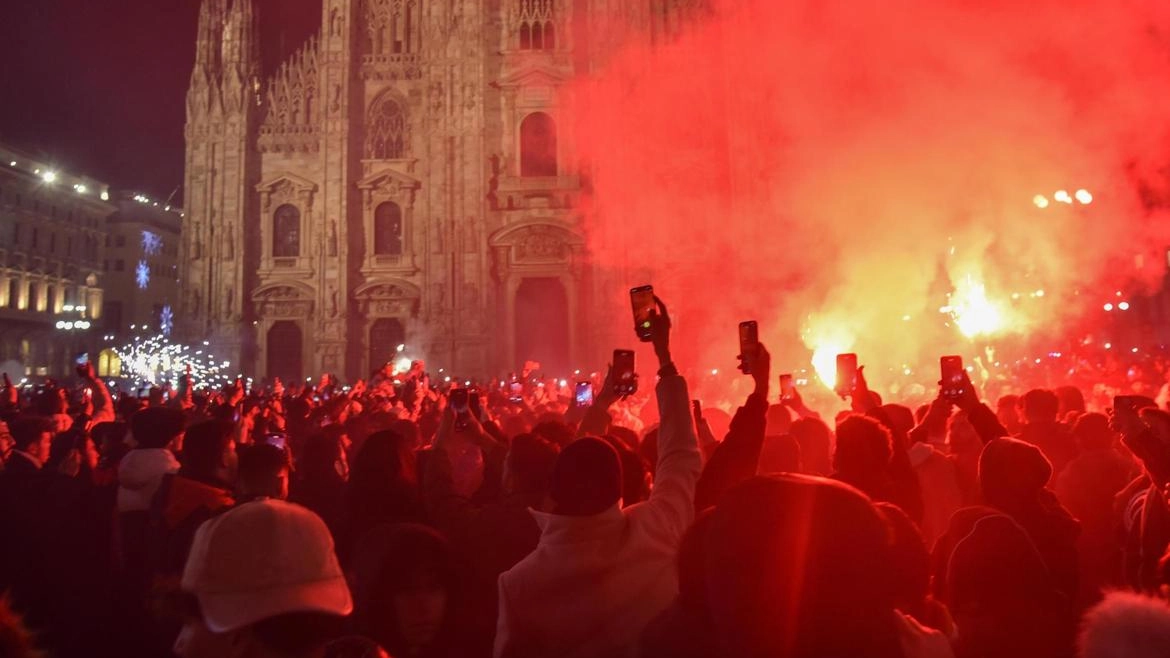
xmin=569 ymin=0 xmax=1170 ymax=394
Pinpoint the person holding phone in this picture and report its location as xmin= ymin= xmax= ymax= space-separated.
xmin=495 ymin=294 xmax=701 ymax=658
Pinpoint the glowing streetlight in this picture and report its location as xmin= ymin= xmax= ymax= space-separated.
xmin=42 ymin=171 xmax=58 ymax=183
xmin=1075 ymin=189 xmax=1093 ymax=204
xmin=1104 ymin=303 xmax=1114 ymax=311
xmin=1033 ymin=194 xmax=1050 ymax=209
xmin=1053 ymin=190 xmax=1072 ymax=204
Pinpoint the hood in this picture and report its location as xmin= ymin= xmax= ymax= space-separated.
xmin=118 ymin=448 xmax=180 ymax=490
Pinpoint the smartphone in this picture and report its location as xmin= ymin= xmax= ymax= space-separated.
xmin=692 ymin=399 xmax=702 ymax=419
xmin=613 ymin=349 xmax=638 ymax=396
xmin=450 ymin=388 xmax=469 ymax=413
xmin=469 ymin=390 xmax=483 ymax=419
xmin=575 ymin=381 xmax=594 ymax=408
xmin=75 ymin=353 xmax=90 ymax=366
xmin=264 ymin=433 xmax=288 ymax=451
xmin=738 ymin=321 xmax=759 ymax=374
xmin=1114 ymin=395 xmax=1144 ymax=418
xmin=508 ymin=381 xmax=524 ymax=403
xmin=835 ymin=353 xmax=858 ymax=396
xmin=630 ymin=285 xmax=656 ymax=342
xmin=940 ymin=356 xmax=965 ymax=400
xmin=779 ymin=374 xmax=795 ymax=401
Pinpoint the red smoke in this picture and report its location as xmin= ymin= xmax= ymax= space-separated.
xmin=569 ymin=0 xmax=1170 ymax=396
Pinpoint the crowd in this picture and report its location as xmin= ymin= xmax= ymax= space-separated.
xmin=3 ymin=295 xmax=1170 ymax=657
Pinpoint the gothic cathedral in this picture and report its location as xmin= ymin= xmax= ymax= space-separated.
xmin=180 ymin=0 xmax=703 ymax=381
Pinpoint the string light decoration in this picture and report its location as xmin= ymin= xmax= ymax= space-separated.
xmin=136 ymin=260 xmax=150 ymax=289
xmin=141 ymin=230 xmax=162 ymax=256
xmin=159 ymin=305 xmax=174 ymax=337
xmin=113 ymin=333 xmax=233 ymax=390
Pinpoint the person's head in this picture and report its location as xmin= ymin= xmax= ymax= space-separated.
xmin=301 ymin=433 xmax=349 ymax=484
xmin=0 ymin=420 xmax=13 ymax=456
xmin=350 ymin=430 xmax=416 ymax=489
xmin=502 ymin=433 xmax=559 ymax=502
xmin=704 ymin=475 xmax=900 ymax=657
xmin=238 ymin=443 xmax=290 ymax=501
xmin=604 ymin=435 xmax=650 ymax=506
xmin=833 ymin=415 xmax=892 ymax=478
xmin=1054 ymin=385 xmax=1085 ymax=418
xmin=946 ymin=410 xmax=982 ymax=457
xmin=765 ymin=404 xmax=793 ymax=436
xmin=757 ymin=434 xmax=801 ymax=474
xmin=996 ymin=394 xmax=1022 ymax=431
xmin=532 ymin=419 xmax=574 ymax=449
xmin=176 ymin=500 xmax=352 ymax=658
xmin=131 ymin=406 xmax=186 ymax=451
xmin=978 ymin=437 xmax=1052 ymax=511
xmin=350 ymin=524 xmax=455 ymax=655
xmin=1071 ymin=412 xmax=1115 ymax=452
xmin=91 ymin=421 xmax=128 ymax=456
xmin=1020 ymin=389 xmax=1060 ymax=424
xmin=879 ymin=404 xmax=915 ymax=437
xmin=9 ymin=416 xmax=53 ymax=463
xmin=549 ymin=437 xmax=622 ymax=516
xmin=1079 ymin=592 xmax=1170 ymax=658
xmin=181 ymin=420 xmax=238 ymax=488
xmin=387 ymin=419 xmax=420 ymax=452
xmin=789 ymin=417 xmax=833 ymax=476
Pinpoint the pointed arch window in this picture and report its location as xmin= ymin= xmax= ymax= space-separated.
xmin=366 ymin=96 xmax=407 ymax=159
xmin=520 ymin=112 xmax=558 ymax=177
xmin=519 ymin=0 xmax=555 ymax=50
xmin=374 ymin=202 xmax=404 ymax=255
xmin=273 ymin=204 xmax=301 ymax=258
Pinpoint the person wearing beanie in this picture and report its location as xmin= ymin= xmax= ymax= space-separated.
xmin=495 ymin=297 xmax=701 ymax=658
xmin=979 ymin=437 xmax=1080 ymax=608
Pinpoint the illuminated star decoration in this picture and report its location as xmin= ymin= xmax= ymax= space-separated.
xmin=136 ymin=260 xmax=150 ymax=289
xmin=141 ymin=230 xmax=162 ymax=256
xmin=160 ymin=305 xmax=174 ymax=337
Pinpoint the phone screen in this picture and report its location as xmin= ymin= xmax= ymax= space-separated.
xmin=575 ymin=381 xmax=594 ymax=408
xmin=780 ymin=374 xmax=795 ymax=401
xmin=75 ymin=353 xmax=90 ymax=366
xmin=613 ymin=349 xmax=637 ymax=396
xmin=450 ymin=388 xmax=469 ymax=413
xmin=835 ymin=353 xmax=858 ymax=396
xmin=940 ymin=356 xmax=965 ymax=399
xmin=630 ymin=286 xmax=656 ymax=342
xmin=264 ymin=434 xmax=287 ymax=451
xmin=509 ymin=382 xmax=523 ymax=403
xmin=469 ymin=391 xmax=483 ymax=419
xmin=738 ymin=321 xmax=759 ymax=374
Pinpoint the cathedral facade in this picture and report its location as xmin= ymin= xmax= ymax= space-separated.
xmin=180 ymin=0 xmax=702 ymax=381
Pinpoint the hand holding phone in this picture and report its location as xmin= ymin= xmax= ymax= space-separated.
xmin=738 ymin=321 xmax=759 ymax=375
xmin=835 ymin=354 xmax=858 ymax=398
xmin=612 ymin=349 xmax=638 ymax=397
xmin=630 ymin=286 xmax=656 ymax=342
xmin=450 ymin=388 xmax=470 ymax=430
xmin=779 ymin=374 xmax=795 ymax=402
xmin=692 ymin=400 xmax=703 ymax=420
xmin=940 ymin=356 xmax=965 ymax=400
xmin=575 ymin=381 xmax=595 ymax=408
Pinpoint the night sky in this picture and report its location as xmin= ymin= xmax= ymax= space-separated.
xmin=0 ymin=0 xmax=321 ymax=204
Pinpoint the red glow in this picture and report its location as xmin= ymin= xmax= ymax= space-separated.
xmin=569 ymin=0 xmax=1170 ymax=393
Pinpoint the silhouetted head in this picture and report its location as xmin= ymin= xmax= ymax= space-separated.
xmin=1021 ymin=389 xmax=1059 ymax=424
xmin=833 ymin=415 xmax=892 ymax=478
xmin=549 ymin=437 xmax=622 ymax=516
xmin=1071 ymin=412 xmax=1114 ymax=451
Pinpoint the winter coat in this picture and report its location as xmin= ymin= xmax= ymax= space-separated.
xmin=116 ymin=448 xmax=180 ymax=513
xmin=494 ymin=374 xmax=700 ymax=658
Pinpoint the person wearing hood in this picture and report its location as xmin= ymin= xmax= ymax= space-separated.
xmin=979 ymin=437 xmax=1081 ymax=602
xmin=494 ymin=297 xmax=701 ymax=658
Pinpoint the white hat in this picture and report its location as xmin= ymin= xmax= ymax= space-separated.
xmin=181 ymin=499 xmax=353 ymax=633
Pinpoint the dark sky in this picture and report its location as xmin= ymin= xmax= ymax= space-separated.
xmin=0 ymin=0 xmax=321 ymax=204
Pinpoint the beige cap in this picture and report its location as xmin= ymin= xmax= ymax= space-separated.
xmin=181 ymin=499 xmax=353 ymax=632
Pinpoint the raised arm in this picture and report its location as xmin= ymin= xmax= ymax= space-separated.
xmin=639 ymin=297 xmax=701 ymax=539
xmin=694 ymin=343 xmax=770 ymax=511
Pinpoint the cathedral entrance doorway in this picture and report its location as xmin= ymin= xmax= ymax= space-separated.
xmin=514 ymin=277 xmax=569 ymax=375
xmin=368 ymin=318 xmax=406 ymax=374
xmin=267 ymin=321 xmax=303 ymax=382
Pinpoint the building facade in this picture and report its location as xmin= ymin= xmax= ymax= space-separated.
xmin=181 ymin=0 xmax=706 ymax=381
xmin=0 ymin=142 xmax=112 ymax=377
xmin=102 ymin=194 xmax=183 ymax=338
